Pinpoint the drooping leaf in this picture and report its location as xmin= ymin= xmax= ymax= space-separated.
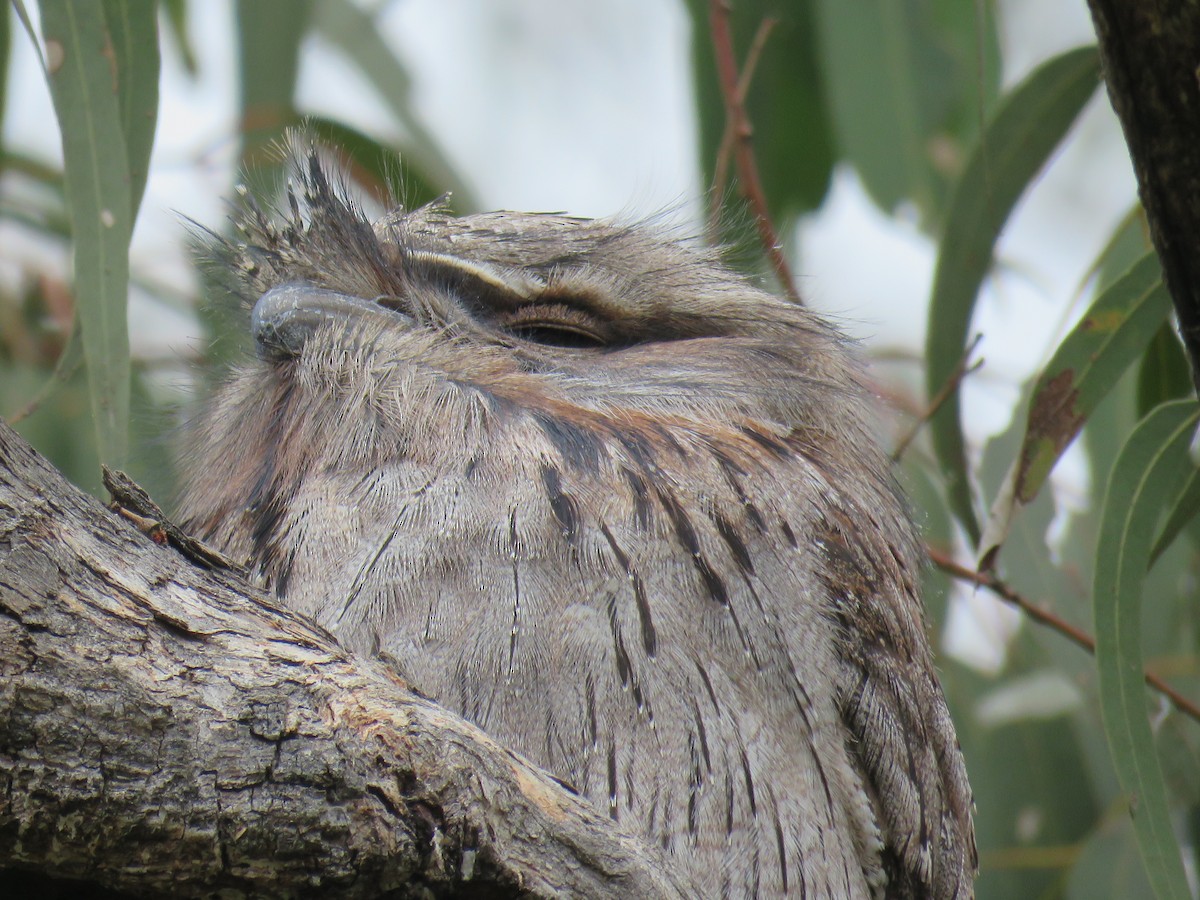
xmin=1090 ymin=203 xmax=1150 ymax=294
xmin=1137 ymin=322 xmax=1192 ymax=420
xmin=10 ymin=1 xmax=36 ymax=62
xmin=3 ymin=358 xmax=100 ymax=493
xmin=100 ymin=0 xmax=159 ymax=214
xmin=303 ymin=116 xmax=445 ymax=210
xmin=1149 ymin=460 xmax=1200 ymax=564
xmin=160 ymin=0 xmax=197 ymax=76
xmin=311 ymin=0 xmax=476 ymax=210
xmin=6 ymin=316 xmax=83 ymax=426
xmin=1094 ymin=398 xmax=1198 ymax=899
xmin=926 ymin=45 xmax=1101 ymax=544
xmin=941 ymin=643 xmax=1100 ymax=899
xmin=974 ymin=669 xmax=1084 ymax=727
xmin=986 ymin=251 xmax=1170 ymax=553
xmin=1065 ymin=817 xmax=1155 ymax=900
xmin=38 ymin=0 xmax=138 ymax=466
xmin=940 ymin=419 xmax=1105 ymax=896
xmin=0 ymin=149 xmax=70 ymax=244
xmin=0 ymin=147 xmax=66 ymax=191
xmin=927 ymin=0 xmax=1002 ymax=154
xmin=813 ymin=0 xmax=999 ymax=217
xmin=684 ymin=0 xmax=833 ymax=228
xmin=235 ymin=0 xmax=312 ymax=190
xmin=814 ymin=0 xmax=929 ymax=210
xmin=0 ymin=3 xmax=11 ymax=164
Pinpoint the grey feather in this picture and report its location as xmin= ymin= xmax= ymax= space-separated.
xmin=179 ymin=145 xmax=976 ymax=898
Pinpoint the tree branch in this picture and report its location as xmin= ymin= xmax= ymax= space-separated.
xmin=928 ymin=546 xmax=1200 ymax=725
xmin=708 ymin=0 xmax=801 ymax=304
xmin=0 ymin=420 xmax=685 ymax=899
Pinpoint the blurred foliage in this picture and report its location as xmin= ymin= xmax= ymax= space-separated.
xmin=1 ymin=1 xmax=1197 ymax=896
xmin=929 ymin=46 xmax=1102 ymax=545
xmin=685 ymin=0 xmax=833 ymax=230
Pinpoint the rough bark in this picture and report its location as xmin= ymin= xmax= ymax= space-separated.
xmin=1086 ymin=0 xmax=1200 ymax=390
xmin=0 ymin=419 xmax=685 ymax=899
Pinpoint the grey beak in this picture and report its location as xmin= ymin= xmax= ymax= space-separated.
xmin=252 ymin=284 xmax=399 ymax=357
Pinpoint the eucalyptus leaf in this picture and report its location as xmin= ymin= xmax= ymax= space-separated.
xmin=100 ymin=0 xmax=159 ymax=214
xmin=0 ymin=4 xmax=11 ymax=155
xmin=975 ymin=670 xmax=1084 ymax=728
xmin=39 ymin=0 xmax=136 ymax=466
xmin=1066 ymin=817 xmax=1155 ymax=900
xmin=1137 ymin=322 xmax=1192 ymax=420
xmin=1094 ymin=398 xmax=1198 ymax=898
xmin=311 ymin=0 xmax=475 ymax=210
xmin=685 ymin=0 xmax=833 ymax=230
xmin=814 ymin=0 xmax=997 ymax=216
xmin=161 ymin=0 xmax=197 ymax=76
xmin=979 ymin=252 xmax=1171 ymax=563
xmin=235 ymin=0 xmax=311 ymax=191
xmin=1014 ymin=251 xmax=1169 ymax=508
xmin=1149 ymin=449 xmax=1200 ymax=564
xmin=303 ymin=116 xmax=445 ymax=210
xmin=6 ymin=315 xmax=83 ymax=426
xmin=926 ymin=45 xmax=1100 ymax=544
xmin=945 ymin=651 xmax=1100 ymax=899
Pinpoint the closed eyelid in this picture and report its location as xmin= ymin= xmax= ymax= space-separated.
xmin=496 ymin=301 xmax=610 ymax=346
xmin=402 ymin=249 xmax=623 ymax=343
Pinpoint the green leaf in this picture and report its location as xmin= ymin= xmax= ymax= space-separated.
xmin=926 ymin=45 xmax=1101 ymax=544
xmin=1137 ymin=323 xmax=1192 ymax=420
xmin=1066 ymin=817 xmax=1155 ymax=900
xmin=1091 ymin=204 xmax=1151 ymax=294
xmin=39 ymin=0 xmax=137 ymax=466
xmin=10 ymin=1 xmax=37 ymax=65
xmin=303 ymin=116 xmax=445 ymax=210
xmin=814 ymin=0 xmax=929 ymax=211
xmin=1094 ymin=398 xmax=1198 ymax=899
xmin=927 ymin=0 xmax=1002 ymax=148
xmin=311 ymin=0 xmax=476 ymax=210
xmin=160 ymin=0 xmax=197 ymax=75
xmin=812 ymin=1 xmax=925 ymax=213
xmin=684 ymin=0 xmax=833 ymax=226
xmin=814 ymin=0 xmax=1001 ymax=219
xmin=100 ymin=0 xmax=159 ymax=214
xmin=235 ymin=0 xmax=311 ymax=190
xmin=0 ymin=4 xmax=11 ymax=160
xmin=1 ymin=147 xmax=66 ymax=189
xmin=0 ymin=149 xmax=69 ymax=239
xmin=1014 ymin=252 xmax=1170 ymax=507
xmin=1149 ymin=461 xmax=1200 ymax=564
xmin=3 ymin=358 xmax=101 ymax=494
xmin=942 ymin=646 xmax=1100 ymax=899
xmin=6 ymin=316 xmax=84 ymax=426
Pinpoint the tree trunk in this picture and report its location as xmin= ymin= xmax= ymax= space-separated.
xmin=1087 ymin=0 xmax=1200 ymax=390
xmin=0 ymin=420 xmax=685 ymax=899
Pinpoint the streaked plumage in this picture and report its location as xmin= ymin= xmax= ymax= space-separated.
xmin=179 ymin=147 xmax=975 ymax=898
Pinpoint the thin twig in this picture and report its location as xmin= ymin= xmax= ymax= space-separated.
xmin=709 ymin=16 xmax=777 ymax=241
xmin=708 ymin=0 xmax=802 ymax=304
xmin=928 ymin=545 xmax=1200 ymax=725
xmin=891 ymin=334 xmax=984 ymax=462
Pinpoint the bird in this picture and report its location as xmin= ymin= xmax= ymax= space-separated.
xmin=177 ymin=144 xmax=976 ymax=899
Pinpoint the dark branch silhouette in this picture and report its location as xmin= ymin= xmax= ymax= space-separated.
xmin=1087 ymin=0 xmax=1200 ymax=391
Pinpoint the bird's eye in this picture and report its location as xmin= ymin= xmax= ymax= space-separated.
xmin=501 ymin=303 xmax=608 ymax=349
xmin=508 ymin=321 xmax=607 ymax=348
